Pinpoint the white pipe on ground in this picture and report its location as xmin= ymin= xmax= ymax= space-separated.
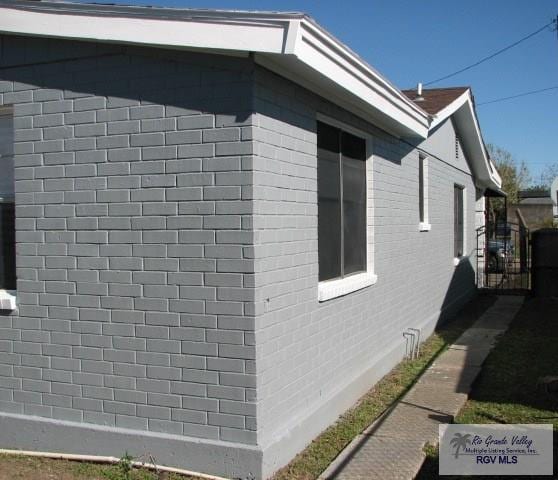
xmin=0 ymin=449 xmax=231 ymax=480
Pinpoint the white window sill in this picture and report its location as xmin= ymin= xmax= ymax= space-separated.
xmin=419 ymin=222 xmax=431 ymax=232
xmin=453 ymin=256 xmax=468 ymax=267
xmin=0 ymin=290 xmax=17 ymax=311
xmin=318 ymin=272 xmax=378 ymax=302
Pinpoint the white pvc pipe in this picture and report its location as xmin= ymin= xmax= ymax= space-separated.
xmin=0 ymin=449 xmax=231 ymax=480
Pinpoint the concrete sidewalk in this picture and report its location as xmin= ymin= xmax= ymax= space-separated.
xmin=319 ymin=295 xmax=524 ymax=480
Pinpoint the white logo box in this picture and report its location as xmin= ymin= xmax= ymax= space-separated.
xmin=439 ymin=424 xmax=554 ymax=476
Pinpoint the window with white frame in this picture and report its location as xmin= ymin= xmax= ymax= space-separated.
xmin=0 ymin=108 xmax=16 ymax=300
xmin=418 ymin=154 xmax=430 ymax=231
xmin=317 ymin=119 xmax=376 ymax=301
xmin=454 ymin=184 xmax=465 ymax=258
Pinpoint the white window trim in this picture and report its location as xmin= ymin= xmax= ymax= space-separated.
xmin=453 ymin=184 xmax=467 ymax=266
xmin=418 ymin=154 xmax=430 ymax=232
xmin=0 ymin=108 xmax=16 ymax=309
xmin=318 ymin=272 xmax=378 ymax=302
xmin=316 ymin=114 xmax=377 ymax=302
xmin=0 ymin=289 xmax=17 ymax=311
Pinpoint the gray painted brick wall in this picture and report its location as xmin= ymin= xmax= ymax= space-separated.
xmin=0 ymin=36 xmax=258 ymax=446
xmin=250 ymin=67 xmax=479 ymax=474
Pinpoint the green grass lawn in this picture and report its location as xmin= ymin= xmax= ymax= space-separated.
xmin=417 ymin=296 xmax=558 ymax=479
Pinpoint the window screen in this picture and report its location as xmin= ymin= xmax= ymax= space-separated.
xmin=318 ymin=121 xmax=367 ymax=281
xmin=454 ymin=185 xmax=464 ymax=258
xmin=0 ymin=111 xmax=16 ymax=290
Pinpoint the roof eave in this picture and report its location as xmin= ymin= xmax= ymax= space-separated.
xmin=0 ymin=0 xmax=429 ymax=138
xmin=432 ymin=90 xmax=501 ymax=190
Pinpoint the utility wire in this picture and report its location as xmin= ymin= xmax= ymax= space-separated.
xmin=477 ymin=86 xmax=558 ymax=106
xmin=424 ymin=18 xmax=557 ymax=86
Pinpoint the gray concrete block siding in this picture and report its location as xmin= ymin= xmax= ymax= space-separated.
xmin=0 ymin=35 xmax=480 ymax=479
xmin=251 ymin=68 xmax=479 ymax=475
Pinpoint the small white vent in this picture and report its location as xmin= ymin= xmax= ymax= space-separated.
xmin=455 ymin=135 xmax=460 ymax=159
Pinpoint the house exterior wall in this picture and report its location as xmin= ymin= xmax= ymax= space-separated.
xmin=0 ymin=36 xmax=263 ymax=479
xmin=251 ymin=68 xmax=478 ymax=475
xmin=0 ymin=35 xmax=480 ymax=480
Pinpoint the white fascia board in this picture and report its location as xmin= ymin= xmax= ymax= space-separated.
xmin=0 ymin=6 xmax=290 ymax=53
xmin=293 ymin=20 xmax=429 ymax=137
xmin=0 ymin=2 xmax=429 ymax=138
xmin=432 ymin=90 xmax=501 ymax=190
xmin=429 ymin=90 xmax=470 ymax=130
xmin=464 ymin=100 xmax=502 ymax=189
xmin=460 ymin=99 xmax=502 ymax=189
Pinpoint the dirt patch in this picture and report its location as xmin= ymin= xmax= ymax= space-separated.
xmin=0 ymin=455 xmax=93 ymax=480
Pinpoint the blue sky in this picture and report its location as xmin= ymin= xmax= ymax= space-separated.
xmin=76 ymin=0 xmax=557 ymax=183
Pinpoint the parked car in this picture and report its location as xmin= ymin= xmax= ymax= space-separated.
xmin=487 ymin=239 xmax=514 ymax=272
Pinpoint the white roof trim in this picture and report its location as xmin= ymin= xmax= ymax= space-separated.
xmin=0 ymin=4 xmax=291 ymax=54
xmin=293 ymin=20 xmax=428 ymax=137
xmin=431 ymin=90 xmax=501 ymax=190
xmin=429 ymin=90 xmax=470 ymax=130
xmin=0 ymin=0 xmax=429 ymax=138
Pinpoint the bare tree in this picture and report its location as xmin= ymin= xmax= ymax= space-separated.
xmin=539 ymin=163 xmax=558 ymax=189
xmin=487 ymin=144 xmax=530 ymax=204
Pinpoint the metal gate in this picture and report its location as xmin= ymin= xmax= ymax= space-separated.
xmin=476 ymin=221 xmax=531 ymax=293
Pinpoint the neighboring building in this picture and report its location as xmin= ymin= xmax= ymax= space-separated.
xmin=508 ymin=190 xmax=554 ymax=230
xmin=0 ymin=2 xmax=501 ymax=479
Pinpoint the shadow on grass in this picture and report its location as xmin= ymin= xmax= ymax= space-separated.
xmin=416 ymin=296 xmax=558 ymax=480
xmin=465 ymin=297 xmax=558 ymax=415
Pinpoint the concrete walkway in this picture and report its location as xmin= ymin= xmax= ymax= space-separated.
xmin=319 ymin=296 xmax=524 ymax=480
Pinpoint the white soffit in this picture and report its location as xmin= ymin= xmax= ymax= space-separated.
xmin=0 ymin=0 xmax=429 ymax=138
